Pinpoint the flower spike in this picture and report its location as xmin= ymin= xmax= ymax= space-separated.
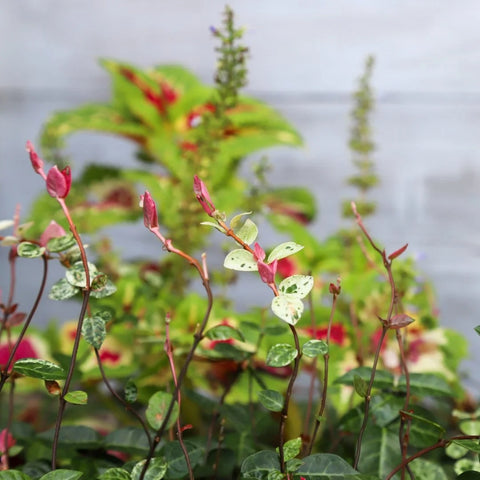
xmin=140 ymin=191 xmax=158 ymax=229
xmin=193 ymin=175 xmax=216 ymax=216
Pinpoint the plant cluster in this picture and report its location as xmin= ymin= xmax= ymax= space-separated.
xmin=1 ymin=6 xmax=479 ymax=480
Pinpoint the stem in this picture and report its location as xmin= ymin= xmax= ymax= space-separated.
xmin=308 ymin=291 xmax=339 ymax=454
xmin=279 ymin=324 xmax=301 ymax=474
xmin=94 ymin=348 xmax=152 ymax=450
xmin=0 ymin=255 xmax=48 ymax=392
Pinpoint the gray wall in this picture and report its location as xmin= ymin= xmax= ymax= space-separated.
xmin=1 ymin=1 xmax=480 ymax=393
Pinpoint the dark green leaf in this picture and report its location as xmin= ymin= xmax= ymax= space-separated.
xmin=369 ymin=394 xmax=404 ymax=427
xmin=452 ymin=439 xmax=480 ymax=454
xmin=13 ymin=358 xmax=66 ymax=380
xmin=81 ymin=315 xmax=106 ymax=349
xmin=17 ymin=242 xmax=45 ymax=258
xmin=334 ymin=367 xmax=394 ymax=390
xmin=354 ymin=374 xmax=368 ymax=398
xmin=162 ymin=441 xmax=203 ymax=479
xmin=104 ymin=427 xmax=150 ymax=454
xmin=258 ymin=389 xmax=284 ymax=412
xmin=240 ymin=450 xmax=281 ymax=478
xmin=457 ymin=472 xmax=480 ymax=479
xmin=38 ymin=426 xmax=101 ymax=449
xmin=302 ymin=339 xmax=328 ymax=357
xmin=124 ymin=379 xmax=138 ymax=403
xmin=0 ymin=472 xmax=32 ymax=480
xmin=146 ymin=391 xmax=178 ymax=430
xmin=397 ymin=373 xmax=451 ymax=396
xmin=295 ymin=453 xmax=358 ymax=477
xmin=409 ymin=459 xmax=448 ymax=480
xmin=475 ymin=326 xmax=480 ymax=336
xmin=205 ymin=324 xmax=245 ymax=342
xmin=39 ymin=471 xmax=83 ymax=480
xmin=402 ymin=408 xmax=446 ymax=448
xmin=266 ymin=343 xmax=298 ymax=367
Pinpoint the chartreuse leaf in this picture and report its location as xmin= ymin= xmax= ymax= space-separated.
xmin=146 ymin=391 xmax=178 ymax=430
xmin=48 ymin=278 xmax=79 ymax=300
xmin=205 ymin=324 xmax=245 ymax=342
xmin=271 ymin=295 xmax=304 ymax=325
xmin=235 ymin=218 xmax=258 ymax=245
xmin=224 ymin=249 xmax=257 ymax=271
xmin=17 ymin=242 xmax=45 ymax=258
xmin=276 ymin=437 xmax=301 ymax=462
xmin=294 ymin=453 xmax=358 ymax=477
xmin=302 ymin=339 xmax=328 ymax=357
xmin=162 ymin=441 xmax=203 ymax=478
xmin=13 ymin=359 xmax=66 ymax=380
xmin=278 ymin=275 xmax=314 ymax=299
xmin=47 ymin=234 xmax=76 ymax=252
xmin=39 ymin=471 xmax=83 ymax=480
xmin=81 ymin=315 xmax=106 ymax=349
xmin=258 ymin=389 xmax=284 ymax=412
xmin=131 ymin=457 xmax=167 ymax=480
xmin=267 ymin=242 xmax=303 ymax=262
xmin=0 ymin=473 xmax=32 ymax=480
xmin=240 ymin=450 xmax=281 ymax=477
xmin=358 ymin=425 xmax=401 ymax=478
xmin=266 ymin=344 xmax=298 ymax=367
xmin=98 ymin=468 xmax=131 ymax=480
xmin=64 ymin=390 xmax=88 ymax=405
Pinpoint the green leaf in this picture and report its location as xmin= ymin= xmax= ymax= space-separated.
xmin=397 ymin=373 xmax=451 ymax=396
xmin=205 ymin=324 xmax=245 ymax=342
xmin=65 ymin=261 xmax=98 ymax=288
xmin=446 ymin=441 xmax=469 ymax=459
xmin=89 ymin=279 xmax=117 ymax=298
xmin=271 ymin=295 xmax=304 ymax=325
xmin=302 ymin=339 xmax=328 ymax=357
xmin=230 ymin=211 xmax=252 ymax=230
xmin=64 ymin=390 xmax=88 ymax=405
xmin=334 ymin=367 xmax=394 ymax=390
xmin=358 ymin=424 xmax=401 ymax=478
xmin=0 ymin=473 xmax=32 ymax=480
xmin=408 ymin=459 xmax=448 ymax=480
xmin=39 ymin=471 xmax=83 ymax=480
xmin=258 ymin=389 xmax=284 ymax=412
xmin=240 ymin=450 xmax=281 ymax=477
xmin=267 ymin=241 xmax=304 ymax=263
xmin=277 ymin=437 xmax=301 ymax=462
xmin=235 ymin=218 xmax=258 ymax=245
xmin=295 ymin=453 xmax=358 ymax=477
xmin=38 ymin=426 xmax=101 ymax=449
xmin=452 ymin=440 xmax=480 ymax=454
xmin=124 ymin=378 xmax=138 ymax=403
xmin=48 ymin=278 xmax=79 ymax=300
xmin=224 ymin=249 xmax=257 ymax=271
xmin=266 ymin=343 xmax=298 ymax=367
xmin=278 ymin=275 xmax=314 ymax=299
xmin=402 ymin=408 xmax=446 ymax=447
xmin=13 ymin=358 xmax=66 ymax=380
xmin=457 ymin=472 xmax=480 ymax=479
xmin=146 ymin=391 xmax=178 ymax=430
xmin=131 ymin=457 xmax=167 ymax=480
xmin=475 ymin=325 xmax=480 ymax=336
xmin=98 ymin=468 xmax=131 ymax=480
xmin=354 ymin=374 xmax=369 ymax=398
xmin=91 ymin=272 xmax=108 ymax=290
xmin=369 ymin=394 xmax=404 ymax=427
xmin=81 ymin=315 xmax=106 ymax=349
xmin=47 ymin=234 xmax=76 ymax=252
xmin=17 ymin=242 xmax=45 ymax=258
xmin=104 ymin=427 xmax=150 ymax=455
xmin=162 ymin=441 xmax=203 ymax=479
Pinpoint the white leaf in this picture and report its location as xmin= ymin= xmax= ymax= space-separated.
xmin=224 ymin=249 xmax=258 ymax=271
xmin=278 ymin=275 xmax=314 ymax=299
xmin=267 ymin=242 xmax=304 ymax=263
xmin=271 ymin=296 xmax=304 ymax=325
xmin=236 ymin=218 xmax=258 ymax=245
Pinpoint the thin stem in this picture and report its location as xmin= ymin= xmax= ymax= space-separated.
xmin=385 ymin=435 xmax=480 ymax=480
xmin=308 ymin=291 xmax=339 ymax=454
xmin=278 ymin=324 xmax=301 ymax=474
xmin=0 ymin=255 xmax=48 ymax=392
xmin=94 ymin=348 xmax=152 ymax=450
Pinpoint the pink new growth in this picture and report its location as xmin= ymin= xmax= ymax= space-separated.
xmin=253 ymin=243 xmax=277 ymax=285
xmin=46 ymin=165 xmax=72 ymax=199
xmin=40 ymin=220 xmax=67 ymax=247
xmin=139 ymin=191 xmax=158 ymax=229
xmin=193 ymin=175 xmax=216 ymax=216
xmin=26 ymin=140 xmax=44 ymax=174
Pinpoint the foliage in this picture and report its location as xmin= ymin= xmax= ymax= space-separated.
xmin=0 ymin=6 xmax=478 ymax=480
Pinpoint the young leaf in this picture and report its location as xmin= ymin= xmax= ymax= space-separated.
xmin=230 ymin=211 xmax=252 ymax=230
xmin=146 ymin=391 xmax=178 ymax=430
xmin=17 ymin=242 xmax=45 ymax=259
xmin=267 ymin=241 xmax=303 ymax=263
xmin=48 ymin=278 xmax=79 ymax=301
xmin=131 ymin=457 xmax=167 ymax=480
xmin=205 ymin=324 xmax=245 ymax=342
xmin=271 ymin=295 xmax=304 ymax=325
xmin=302 ymin=339 xmax=328 ymax=357
xmin=39 ymin=470 xmax=83 ymax=480
xmin=235 ymin=218 xmax=258 ymax=245
xmin=64 ymin=390 xmax=88 ymax=405
xmin=13 ymin=358 xmax=66 ymax=380
xmin=81 ymin=315 xmax=107 ymax=349
xmin=388 ymin=313 xmax=415 ymax=330
xmin=278 ymin=275 xmax=314 ymax=299
xmin=266 ymin=344 xmax=298 ymax=367
xmin=258 ymin=389 xmax=284 ymax=412
xmin=224 ymin=249 xmax=257 ymax=271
